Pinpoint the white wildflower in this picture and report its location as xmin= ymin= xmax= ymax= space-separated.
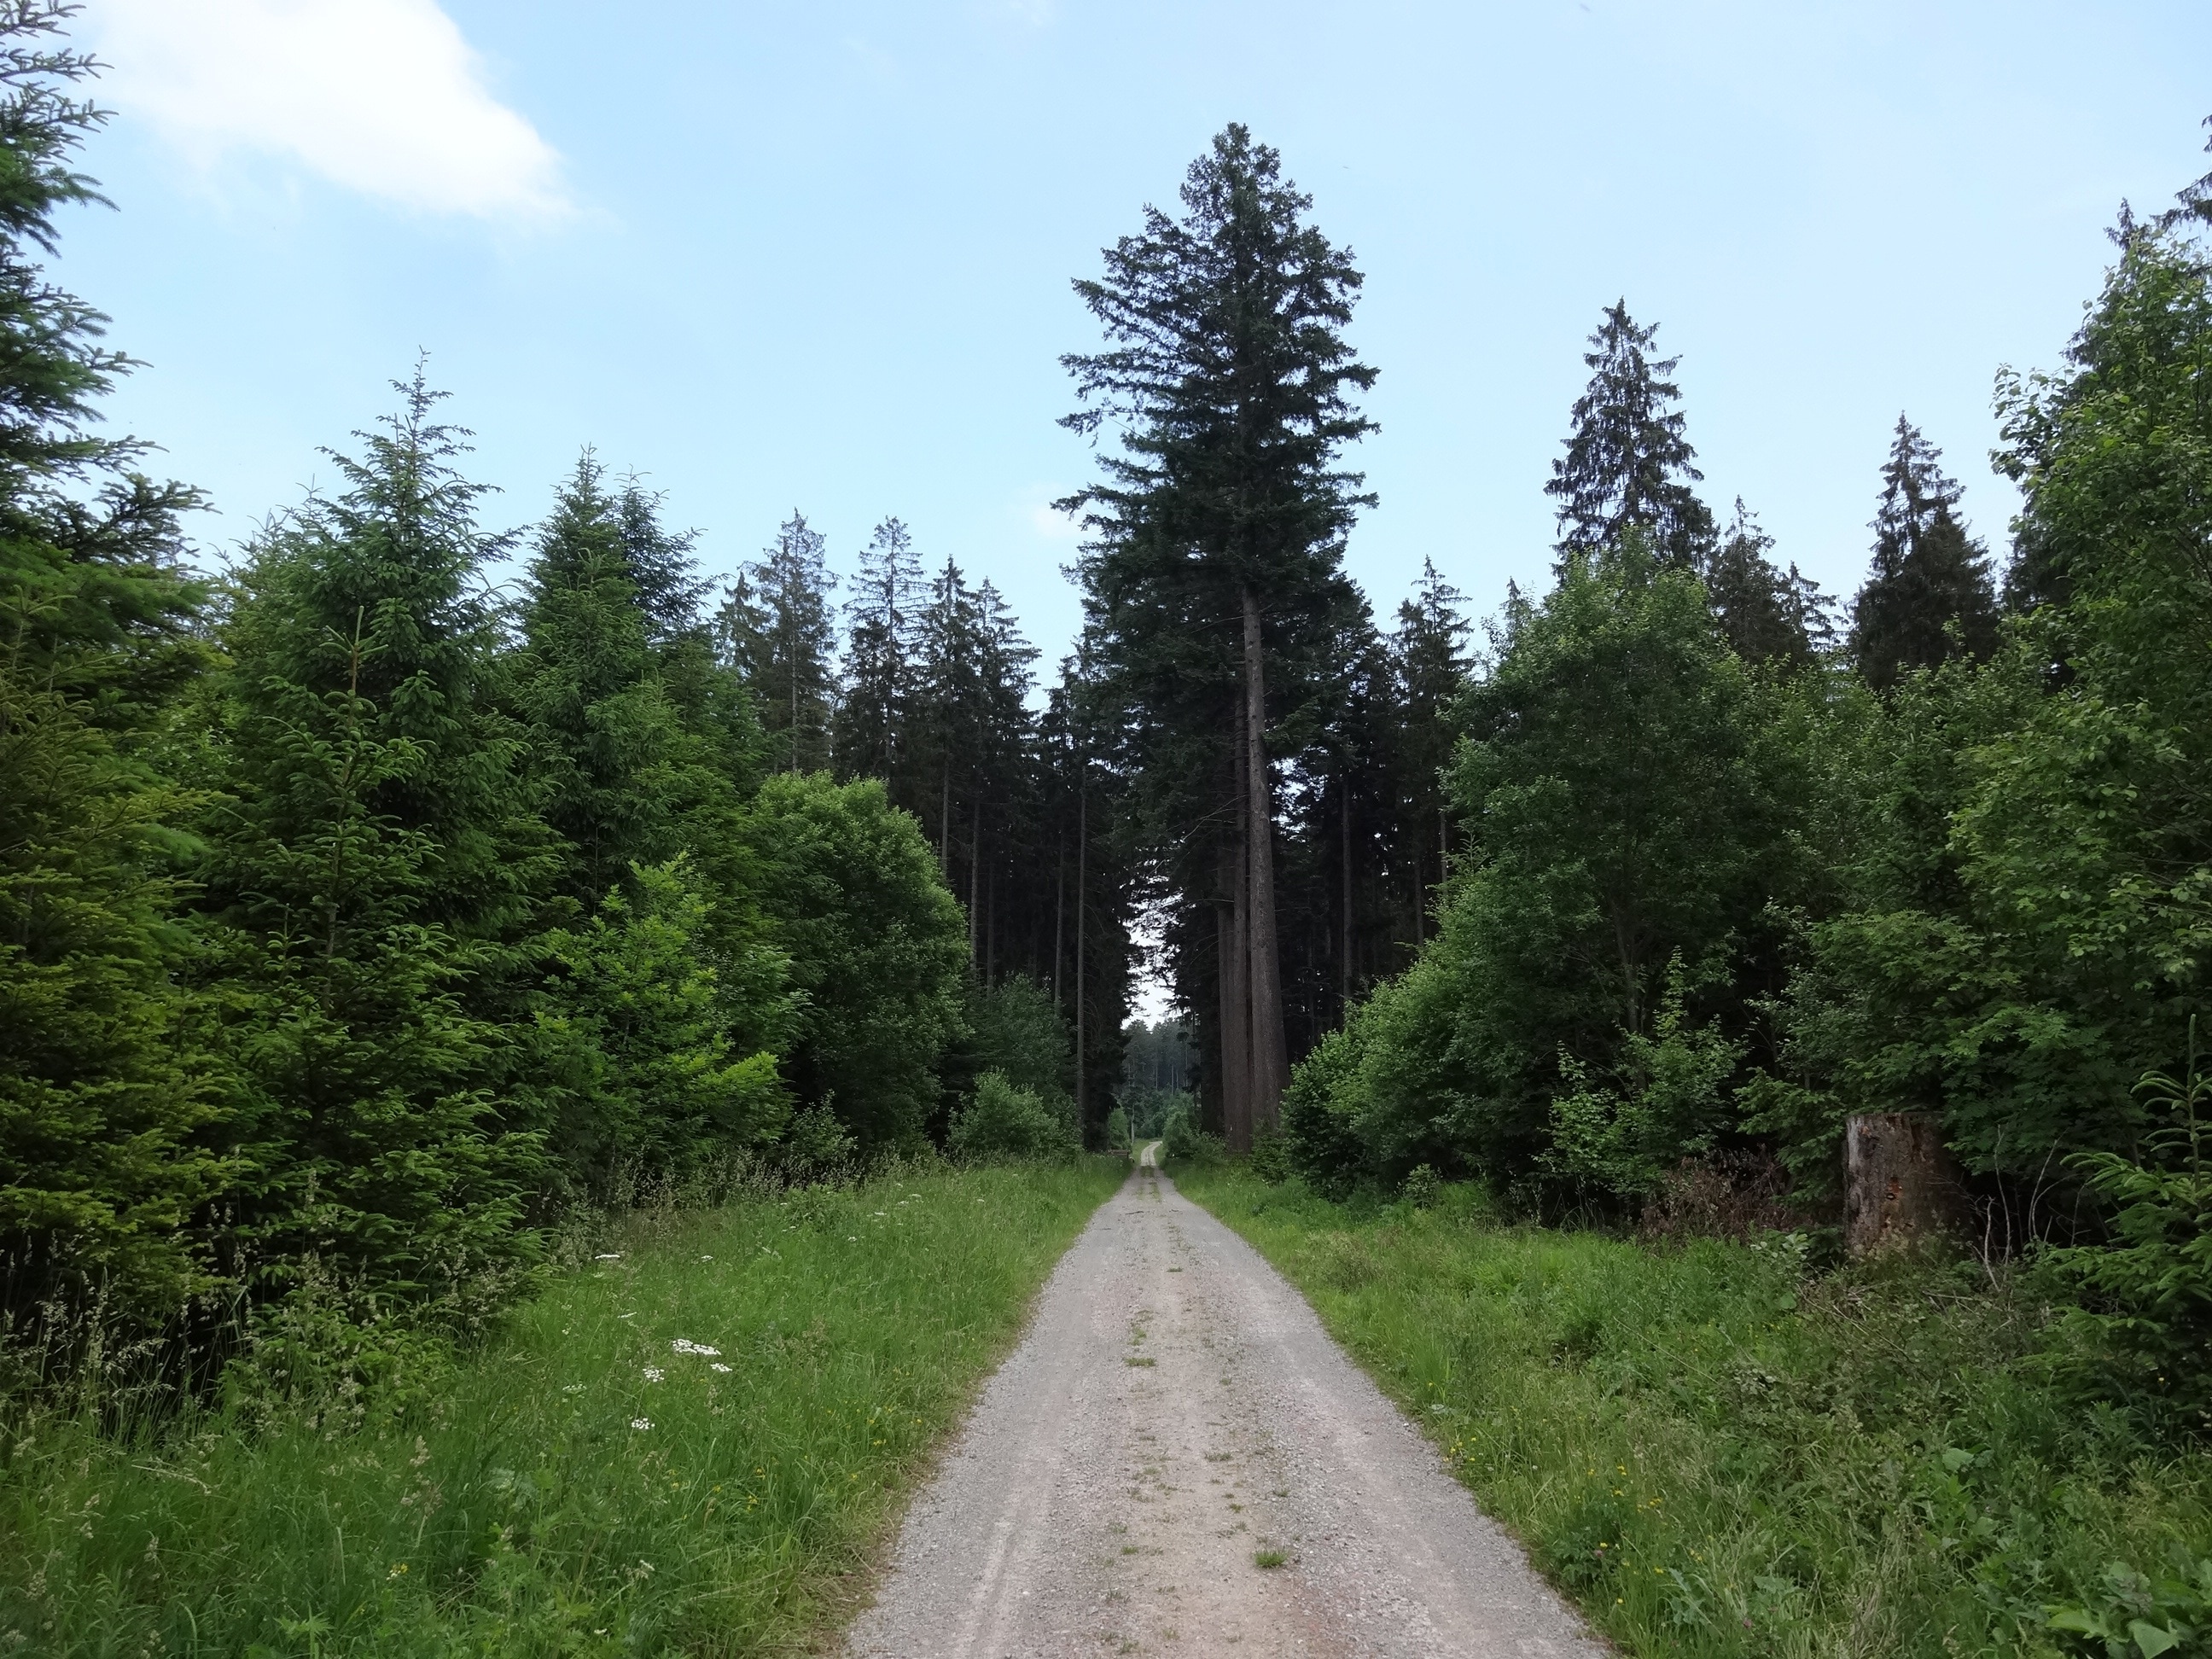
xmin=711 ymin=1363 xmax=732 ymax=1374
xmin=671 ymin=1339 xmax=721 ymax=1357
xmin=631 ymin=1417 xmax=653 ymax=1431
xmin=642 ymin=1366 xmax=666 ymax=1382
xmin=595 ymin=1253 xmax=621 ymax=1261
xmin=562 ymin=1382 xmax=585 ymax=1395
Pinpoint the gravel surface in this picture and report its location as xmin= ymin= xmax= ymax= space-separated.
xmin=845 ymin=1150 xmax=1608 ymax=1658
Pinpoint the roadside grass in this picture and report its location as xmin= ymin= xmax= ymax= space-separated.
xmin=0 ymin=1157 xmax=1124 ymax=1656
xmin=1174 ymin=1163 xmax=2212 ymax=1659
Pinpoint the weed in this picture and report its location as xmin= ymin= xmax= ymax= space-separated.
xmin=1254 ymin=1548 xmax=1287 ymax=1569
xmin=1178 ymin=1163 xmax=2212 ymax=1658
xmin=0 ymin=1160 xmax=1123 ymax=1655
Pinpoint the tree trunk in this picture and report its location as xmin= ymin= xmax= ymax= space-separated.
xmin=1242 ymin=587 xmax=1289 ymax=1133
xmin=1052 ymin=829 xmax=1064 ymax=1006
xmin=1218 ymin=877 xmax=1250 ymax=1150
xmin=1844 ymin=1113 xmax=1965 ymax=1257
xmin=1074 ymin=760 xmax=1088 ymax=1135
xmin=1340 ymin=777 xmax=1353 ymax=1015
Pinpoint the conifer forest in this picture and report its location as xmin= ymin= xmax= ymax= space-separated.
xmin=4 ymin=1 xmax=2212 ymax=1652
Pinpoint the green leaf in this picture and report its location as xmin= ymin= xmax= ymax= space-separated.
xmin=2129 ymin=1621 xmax=2181 ymax=1658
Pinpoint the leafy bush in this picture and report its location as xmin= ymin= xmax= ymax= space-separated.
xmin=969 ymin=975 xmax=1074 ymax=1104
xmin=1103 ymin=1106 xmax=1131 ymax=1150
xmin=1159 ymin=1097 xmax=1221 ymax=1167
xmin=742 ymin=773 xmax=969 ymax=1152
xmin=948 ymin=1071 xmax=1079 ymax=1161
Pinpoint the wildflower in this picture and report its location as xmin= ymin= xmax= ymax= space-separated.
xmin=562 ymin=1383 xmax=585 ymax=1395
xmin=632 ymin=1418 xmax=653 ymax=1431
xmin=596 ymin=1253 xmax=621 ymax=1261
xmin=712 ymin=1363 xmax=732 ymax=1373
xmin=618 ymin=1312 xmax=636 ymax=1320
xmin=672 ymin=1339 xmax=721 ymax=1357
xmin=699 ymin=1254 xmax=713 ymax=1261
xmin=643 ymin=1367 xmax=666 ymax=1382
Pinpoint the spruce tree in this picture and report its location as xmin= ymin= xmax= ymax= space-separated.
xmin=518 ymin=455 xmax=685 ymax=909
xmin=196 ymin=375 xmax=547 ymax=1304
xmin=721 ymin=511 xmax=837 ymax=773
xmin=1388 ymin=559 xmax=1470 ymax=939
xmin=1064 ymin=124 xmax=1375 ymax=1146
xmin=835 ymin=516 xmax=922 ymax=790
xmin=1546 ymin=301 xmax=1714 ymax=569
xmin=1848 ymin=416 xmax=1999 ymax=690
xmin=0 ymin=5 xmax=224 ymax=1329
xmin=1701 ymin=498 xmax=1829 ymax=666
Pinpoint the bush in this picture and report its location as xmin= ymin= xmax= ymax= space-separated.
xmin=948 ymin=1071 xmax=1080 ymax=1161
xmin=1160 ymin=1098 xmax=1221 ymax=1167
xmin=2040 ymin=1051 xmax=2212 ymax=1438
xmin=741 ymin=774 xmax=969 ymax=1152
xmin=969 ymin=976 xmax=1074 ymax=1104
xmin=1103 ymin=1107 xmax=1131 ymax=1151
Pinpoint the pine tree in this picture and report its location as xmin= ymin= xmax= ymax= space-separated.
xmin=835 ymin=516 xmax=922 ymax=791
xmin=0 ymin=5 xmax=224 ymax=1330
xmin=1065 ymin=124 xmax=1376 ymax=1147
xmin=721 ymin=511 xmax=837 ymax=773
xmin=518 ymin=455 xmax=685 ymax=909
xmin=1701 ymin=498 xmax=1829 ymax=666
xmin=1388 ymin=559 xmax=1470 ymax=942
xmin=1848 ymin=416 xmax=1999 ymax=690
xmin=195 ymin=375 xmax=548 ymax=1304
xmin=1546 ymin=300 xmax=1714 ymax=570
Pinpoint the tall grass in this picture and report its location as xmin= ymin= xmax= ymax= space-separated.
xmin=0 ymin=1158 xmax=1124 ymax=1656
xmin=1176 ymin=1165 xmax=2212 ymax=1659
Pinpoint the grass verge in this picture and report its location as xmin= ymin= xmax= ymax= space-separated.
xmin=1 ymin=1157 xmax=1124 ymax=1656
xmin=1173 ymin=1163 xmax=2212 ymax=1658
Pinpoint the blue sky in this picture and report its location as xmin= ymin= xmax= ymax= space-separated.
xmin=74 ymin=0 xmax=2212 ymax=665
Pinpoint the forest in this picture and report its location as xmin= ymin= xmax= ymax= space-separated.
xmin=4 ymin=0 xmax=2212 ymax=1645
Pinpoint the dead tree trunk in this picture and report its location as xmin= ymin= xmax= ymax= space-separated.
xmin=1844 ymin=1113 xmax=1965 ymax=1257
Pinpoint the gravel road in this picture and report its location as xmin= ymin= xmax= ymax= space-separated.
xmin=844 ymin=1150 xmax=1606 ymax=1658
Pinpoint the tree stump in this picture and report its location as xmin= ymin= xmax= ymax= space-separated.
xmin=1844 ymin=1113 xmax=1965 ymax=1258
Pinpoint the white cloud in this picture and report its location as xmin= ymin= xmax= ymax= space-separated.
xmin=93 ymin=0 xmax=568 ymax=221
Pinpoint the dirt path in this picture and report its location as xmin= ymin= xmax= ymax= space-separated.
xmin=844 ymin=1151 xmax=1605 ymax=1657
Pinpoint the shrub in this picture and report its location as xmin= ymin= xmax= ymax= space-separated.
xmin=948 ymin=1071 xmax=1079 ymax=1161
xmin=2041 ymin=1048 xmax=2212 ymax=1438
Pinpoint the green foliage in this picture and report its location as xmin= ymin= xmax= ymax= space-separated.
xmin=0 ymin=1160 xmax=1124 ymax=1656
xmin=1848 ymin=416 xmax=2000 ymax=690
xmin=968 ymin=975 xmax=1073 ymax=1105
xmin=1103 ymin=1106 xmax=1130 ymax=1149
xmin=741 ymin=772 xmax=969 ymax=1151
xmin=948 ymin=1070 xmax=1080 ymax=1161
xmin=1182 ymin=1162 xmax=2212 ymax=1658
xmin=2041 ymin=1046 xmax=2212 ymax=1437
xmin=2048 ymin=1556 xmax=2212 ymax=1659
xmin=1545 ymin=300 xmax=1715 ymax=570
xmin=0 ymin=4 xmax=225 ymax=1331
xmin=192 ymin=375 xmax=550 ymax=1307
xmin=537 ymin=859 xmax=790 ymax=1191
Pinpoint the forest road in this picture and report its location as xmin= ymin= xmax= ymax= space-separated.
xmin=842 ymin=1155 xmax=1607 ymax=1658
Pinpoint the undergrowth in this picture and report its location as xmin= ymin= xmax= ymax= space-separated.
xmin=1176 ymin=1164 xmax=2212 ymax=1659
xmin=0 ymin=1157 xmax=1124 ymax=1656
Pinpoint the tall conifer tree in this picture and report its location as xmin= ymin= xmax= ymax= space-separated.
xmin=1848 ymin=416 xmax=1999 ymax=690
xmin=1546 ymin=301 xmax=1714 ymax=570
xmin=0 ymin=3 xmax=223 ymax=1328
xmin=719 ymin=511 xmax=836 ymax=773
xmin=1064 ymin=125 xmax=1375 ymax=1147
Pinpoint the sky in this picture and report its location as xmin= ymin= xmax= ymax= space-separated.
xmin=69 ymin=0 xmax=2212 ymax=667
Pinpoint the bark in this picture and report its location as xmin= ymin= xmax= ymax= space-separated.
xmin=1075 ymin=765 xmax=1088 ymax=1131
xmin=1340 ymin=778 xmax=1353 ymax=1013
xmin=1218 ymin=880 xmax=1250 ymax=1150
xmin=1242 ymin=586 xmax=1290 ymax=1133
xmin=1844 ymin=1113 xmax=1965 ymax=1257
